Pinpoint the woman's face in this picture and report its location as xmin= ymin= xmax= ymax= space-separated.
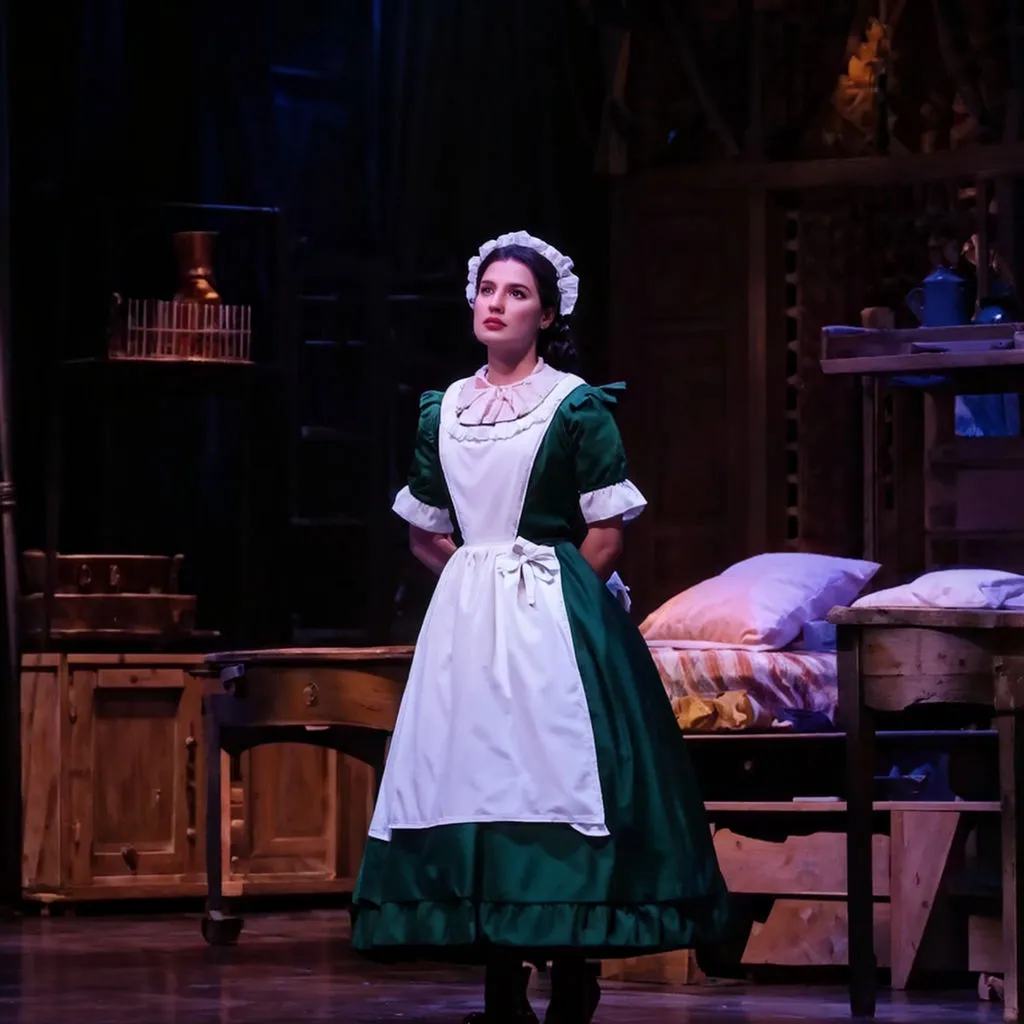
xmin=473 ymin=259 xmax=555 ymax=354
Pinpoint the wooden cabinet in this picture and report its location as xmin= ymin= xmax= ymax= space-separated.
xmin=237 ymin=745 xmax=374 ymax=891
xmin=20 ymin=652 xmax=374 ymax=902
xmin=67 ymin=661 xmax=206 ymax=892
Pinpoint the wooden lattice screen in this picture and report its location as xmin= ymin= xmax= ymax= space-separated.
xmin=784 ymin=180 xmax=976 ymax=574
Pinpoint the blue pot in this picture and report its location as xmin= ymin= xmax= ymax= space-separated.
xmin=906 ymin=267 xmax=968 ymax=327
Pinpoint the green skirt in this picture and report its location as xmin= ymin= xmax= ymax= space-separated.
xmin=351 ymin=545 xmax=732 ymax=963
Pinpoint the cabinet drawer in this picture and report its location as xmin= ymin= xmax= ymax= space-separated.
xmin=97 ymin=668 xmax=188 ymax=690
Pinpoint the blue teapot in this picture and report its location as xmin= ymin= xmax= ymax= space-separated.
xmin=906 ymin=267 xmax=968 ymax=327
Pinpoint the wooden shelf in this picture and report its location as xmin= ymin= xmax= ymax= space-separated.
xmin=61 ymin=357 xmax=255 ymax=370
xmin=822 ymin=350 xmax=1024 ymax=375
xmin=820 ymin=323 xmax=1024 ymax=377
xmin=685 ymin=729 xmax=997 ymax=742
xmin=705 ymin=800 xmax=1000 ymax=814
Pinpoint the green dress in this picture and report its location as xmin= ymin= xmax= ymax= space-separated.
xmin=351 ymin=364 xmax=730 ymax=963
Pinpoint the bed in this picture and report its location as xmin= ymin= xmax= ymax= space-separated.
xmin=647 ymin=642 xmax=837 ymax=733
xmin=631 ymin=563 xmax=1008 ymax=985
xmin=635 ymin=551 xmax=870 ymax=735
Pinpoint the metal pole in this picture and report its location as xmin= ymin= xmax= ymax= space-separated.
xmin=0 ymin=0 xmax=22 ymax=915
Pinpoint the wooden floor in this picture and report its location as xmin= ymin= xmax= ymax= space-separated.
xmin=0 ymin=910 xmax=1004 ymax=1022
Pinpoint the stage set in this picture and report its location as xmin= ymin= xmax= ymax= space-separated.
xmin=5 ymin=1 xmax=1024 ymax=1022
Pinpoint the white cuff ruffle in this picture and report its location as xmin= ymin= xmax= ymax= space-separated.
xmin=580 ymin=479 xmax=647 ymax=524
xmin=392 ymin=486 xmax=453 ymax=534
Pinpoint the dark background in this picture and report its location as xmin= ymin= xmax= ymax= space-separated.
xmin=5 ymin=0 xmax=614 ymax=647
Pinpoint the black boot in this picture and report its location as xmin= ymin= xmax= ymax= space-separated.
xmin=463 ymin=961 xmax=539 ymax=1024
xmin=543 ymin=959 xmax=600 ymax=1024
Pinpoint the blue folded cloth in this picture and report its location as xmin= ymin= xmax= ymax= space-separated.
xmin=606 ymin=571 xmax=631 ymax=613
xmin=789 ymin=619 xmax=836 ymax=652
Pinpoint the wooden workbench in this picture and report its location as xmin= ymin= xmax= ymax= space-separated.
xmin=830 ymin=605 xmax=1024 ymax=1022
xmin=198 ymin=646 xmax=412 ymax=945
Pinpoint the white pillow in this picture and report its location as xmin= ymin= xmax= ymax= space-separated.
xmin=640 ymin=552 xmax=880 ymax=649
xmin=852 ymin=568 xmax=1024 ymax=610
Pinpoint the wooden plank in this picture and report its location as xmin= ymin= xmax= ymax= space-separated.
xmin=21 ymin=875 xmax=357 ymax=902
xmin=743 ymin=899 xmax=891 ymax=968
xmin=66 ymin=653 xmax=207 ymax=667
xmin=713 ymin=829 xmax=890 ymax=897
xmin=923 ymin=391 xmax=957 ymax=557
xmin=704 ymin=800 xmax=1000 ymax=813
xmin=20 ymin=660 xmax=62 ymax=890
xmin=745 ymin=2 xmax=768 ymax=553
xmin=976 ymin=179 xmax=991 ymax=313
xmin=21 ymin=653 xmax=61 ymax=669
xmin=822 ymin=322 xmax=1021 ymax=360
xmin=865 ymin=674 xmax=994 ymax=712
xmin=336 ymin=753 xmax=374 ymax=881
xmin=857 ymin=626 xmax=995 ymax=710
xmin=828 ymin=606 xmax=1024 ymax=629
xmin=203 ymin=646 xmax=414 ymax=665
xmin=889 ymin=810 xmax=962 ymax=989
xmin=243 ymin=744 xmax=337 ymax=880
xmin=969 ymin=914 xmax=1004 ymax=974
xmin=859 ymin=627 xmax=992 ymax=677
xmin=996 ymin=657 xmax=1024 ymax=713
xmin=997 ymin=709 xmax=1023 ymax=1022
xmin=930 ymin=437 xmax=1024 ymax=468
xmin=602 ymin=949 xmax=698 ymax=986
xmin=628 ymin=141 xmax=1024 ymax=193
xmin=220 ymin=750 xmax=232 ymax=888
xmin=822 ymin=349 xmax=1024 ymax=376
xmin=862 ymin=378 xmax=879 ymax=561
xmin=747 ymin=189 xmax=768 ymax=554
xmin=66 ymin=669 xmax=95 ymax=890
xmin=95 ymin=668 xmax=191 ymax=690
xmin=841 ymin=626 xmax=876 ymax=1017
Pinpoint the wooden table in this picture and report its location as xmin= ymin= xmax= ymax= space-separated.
xmin=198 ymin=646 xmax=412 ymax=945
xmin=830 ymin=606 xmax=1024 ymax=1021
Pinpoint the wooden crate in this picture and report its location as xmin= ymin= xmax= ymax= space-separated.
xmin=602 ymin=949 xmax=700 ymax=986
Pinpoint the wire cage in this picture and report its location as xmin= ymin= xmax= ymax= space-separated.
xmin=110 ymin=298 xmax=253 ymax=363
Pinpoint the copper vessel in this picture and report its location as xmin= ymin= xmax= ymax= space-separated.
xmin=173 ymin=231 xmax=221 ymax=303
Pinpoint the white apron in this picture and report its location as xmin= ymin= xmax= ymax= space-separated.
xmin=368 ymin=372 xmax=609 ymax=841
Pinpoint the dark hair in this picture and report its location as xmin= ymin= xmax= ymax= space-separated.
xmin=476 ymin=244 xmax=581 ymax=373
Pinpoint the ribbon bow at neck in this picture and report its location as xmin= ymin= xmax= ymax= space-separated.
xmin=495 ymin=541 xmax=560 ymax=606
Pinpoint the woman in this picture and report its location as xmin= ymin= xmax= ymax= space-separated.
xmin=351 ymin=230 xmax=730 ymax=1024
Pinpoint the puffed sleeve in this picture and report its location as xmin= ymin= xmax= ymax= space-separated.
xmin=567 ymin=383 xmax=647 ymax=523
xmin=392 ymin=391 xmax=454 ymax=533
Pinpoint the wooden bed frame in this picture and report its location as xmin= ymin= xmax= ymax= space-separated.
xmin=692 ymin=729 xmax=1000 ymax=980
xmin=606 ymin=725 xmax=1001 ymax=989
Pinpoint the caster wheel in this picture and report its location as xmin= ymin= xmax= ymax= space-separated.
xmin=201 ymin=912 xmax=244 ymax=946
